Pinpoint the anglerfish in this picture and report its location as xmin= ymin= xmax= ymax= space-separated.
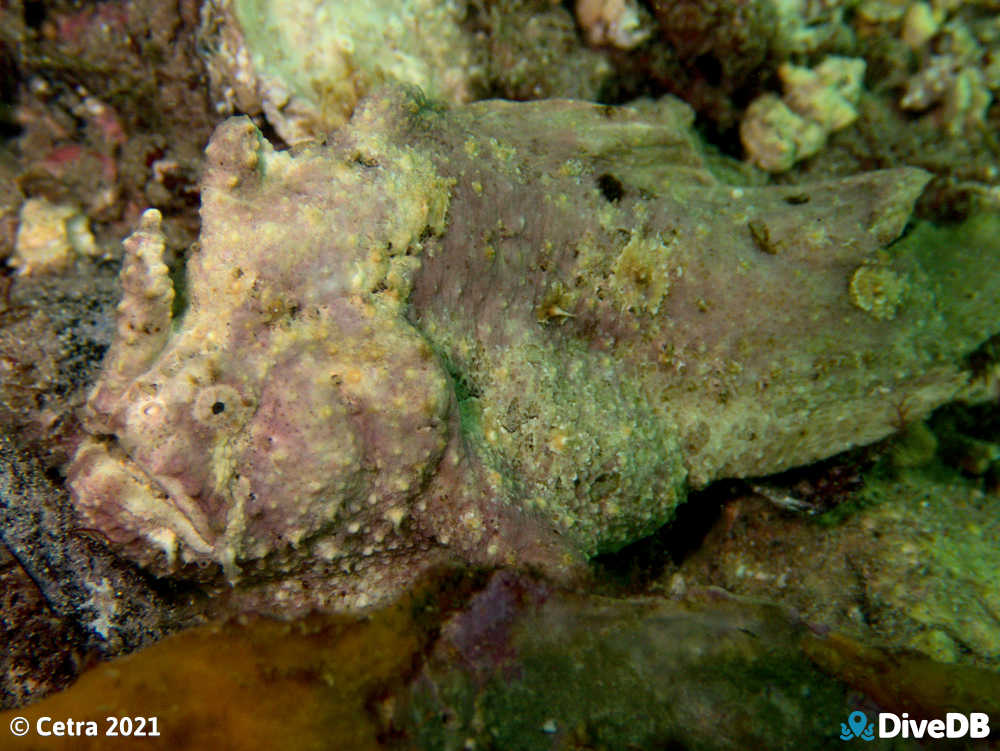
xmin=68 ymin=88 xmax=1000 ymax=610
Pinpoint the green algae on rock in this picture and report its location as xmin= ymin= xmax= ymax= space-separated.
xmin=395 ymin=572 xmax=968 ymax=750
xmin=673 ymin=459 xmax=1000 ymax=669
xmin=68 ymin=88 xmax=1000 ymax=612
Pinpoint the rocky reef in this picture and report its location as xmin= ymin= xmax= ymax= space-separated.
xmin=6 ymin=570 xmax=1000 ymax=750
xmin=66 ymin=87 xmax=1000 ymax=612
xmin=4 ymin=1 xmax=1000 ymax=743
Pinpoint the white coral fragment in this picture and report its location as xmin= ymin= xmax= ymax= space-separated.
xmin=901 ymin=55 xmax=993 ymax=135
xmin=13 ymin=198 xmax=98 ymax=275
xmin=575 ymin=0 xmax=651 ymax=50
xmin=741 ymin=56 xmax=865 ymax=172
xmin=772 ymin=0 xmax=850 ymax=55
xmin=740 ymin=94 xmax=826 ymax=173
xmin=781 ymin=56 xmax=866 ymax=131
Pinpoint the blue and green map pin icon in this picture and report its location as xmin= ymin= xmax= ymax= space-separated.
xmin=848 ymin=711 xmax=868 ymax=737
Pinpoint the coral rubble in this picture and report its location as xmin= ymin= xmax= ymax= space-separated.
xmin=12 ymin=198 xmax=98 ymax=274
xmin=575 ymin=0 xmax=651 ymax=49
xmin=741 ymin=56 xmax=866 ymax=172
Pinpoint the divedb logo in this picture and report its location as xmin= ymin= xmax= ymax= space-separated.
xmin=840 ymin=711 xmax=990 ymax=741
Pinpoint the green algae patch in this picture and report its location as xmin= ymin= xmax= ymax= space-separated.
xmin=396 ymin=576 xmax=903 ymax=750
xmin=900 ymin=212 xmax=1000 ymax=355
xmin=858 ymin=466 xmax=1000 ymax=662
xmin=677 ymin=456 xmax=1000 ymax=669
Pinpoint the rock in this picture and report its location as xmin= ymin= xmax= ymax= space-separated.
xmin=200 ymin=0 xmax=482 ymax=144
xmin=392 ymin=572 xmax=1000 ymax=749
xmin=675 ymin=460 xmax=1000 ymax=668
xmin=0 ymin=433 xmax=204 ymax=683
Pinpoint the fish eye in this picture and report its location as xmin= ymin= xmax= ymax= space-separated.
xmin=193 ymin=385 xmax=248 ymax=425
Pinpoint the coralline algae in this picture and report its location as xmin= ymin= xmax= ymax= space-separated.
xmin=68 ymin=88 xmax=1000 ymax=610
xmin=201 ymin=0 xmax=480 ymax=145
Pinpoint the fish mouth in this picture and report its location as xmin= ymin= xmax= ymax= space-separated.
xmin=68 ymin=436 xmax=219 ymax=568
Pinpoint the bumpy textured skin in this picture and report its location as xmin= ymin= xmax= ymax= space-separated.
xmin=69 ymin=89 xmax=1000 ymax=611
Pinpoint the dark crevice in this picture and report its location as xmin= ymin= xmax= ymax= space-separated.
xmin=23 ymin=0 xmax=46 ymax=30
xmin=596 ymin=173 xmax=624 ymax=203
xmin=591 ymin=481 xmax=733 ymax=590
